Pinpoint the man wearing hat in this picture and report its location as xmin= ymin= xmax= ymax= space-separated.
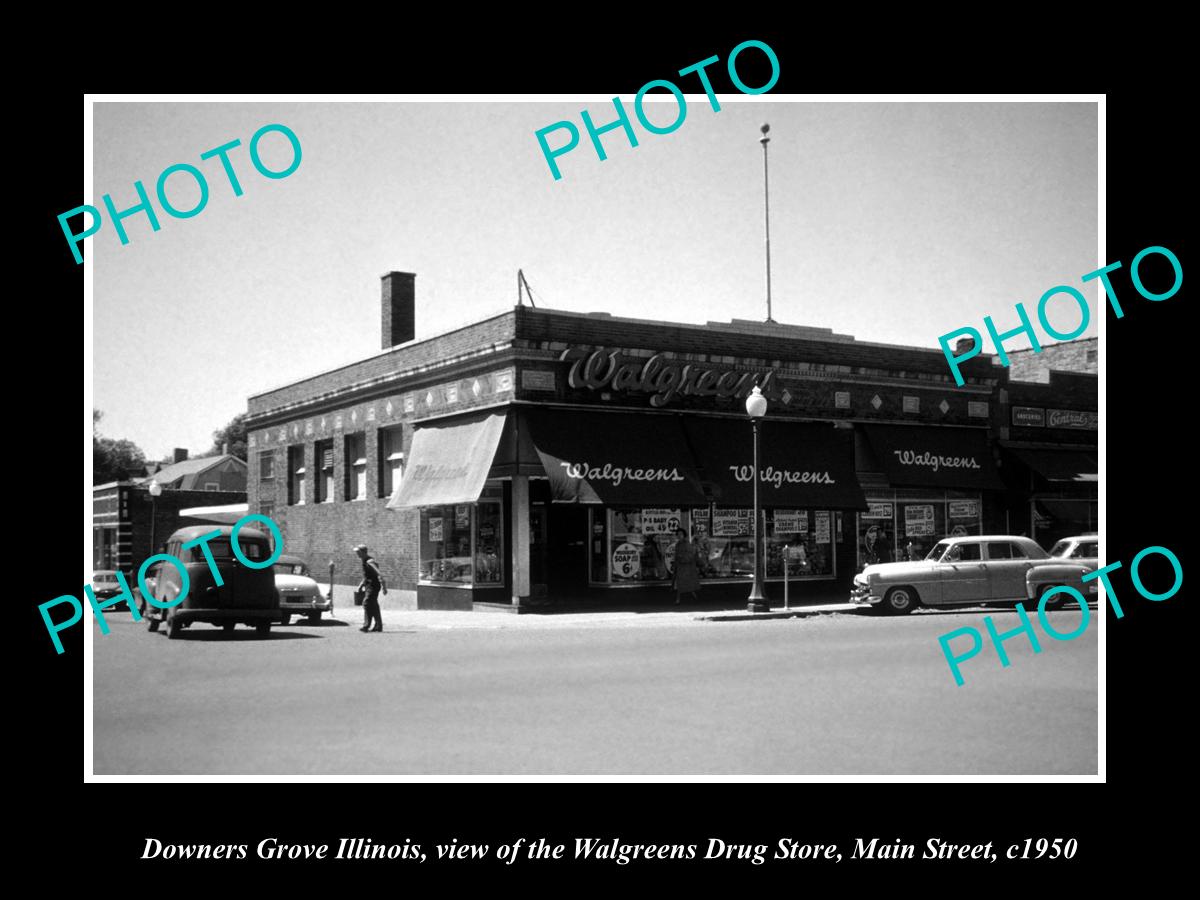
xmin=354 ymin=544 xmax=386 ymax=632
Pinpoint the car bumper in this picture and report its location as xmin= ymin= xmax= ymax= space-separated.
xmin=279 ymin=596 xmax=333 ymax=613
xmin=1026 ymin=581 xmax=1100 ymax=601
xmin=170 ymin=608 xmax=281 ymax=625
xmin=849 ymin=585 xmax=883 ymax=606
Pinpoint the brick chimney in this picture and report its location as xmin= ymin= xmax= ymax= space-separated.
xmin=382 ymin=271 xmax=416 ymax=349
xmin=173 ymin=448 xmax=189 ymax=463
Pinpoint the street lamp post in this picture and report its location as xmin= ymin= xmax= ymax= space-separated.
xmin=147 ymin=479 xmax=163 ymax=562
xmin=746 ymin=386 xmax=769 ymax=613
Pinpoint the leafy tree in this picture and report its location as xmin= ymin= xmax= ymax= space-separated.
xmin=208 ymin=412 xmax=248 ymax=461
xmin=93 ymin=409 xmax=148 ymax=483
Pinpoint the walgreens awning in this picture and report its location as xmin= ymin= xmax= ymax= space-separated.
xmin=684 ymin=417 xmax=867 ymax=509
xmin=523 ymin=409 xmax=708 ymax=505
xmin=863 ymin=424 xmax=1004 ymax=490
xmin=386 ymin=412 xmax=507 ymax=508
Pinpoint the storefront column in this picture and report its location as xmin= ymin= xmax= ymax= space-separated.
xmin=511 ymin=475 xmax=530 ymax=606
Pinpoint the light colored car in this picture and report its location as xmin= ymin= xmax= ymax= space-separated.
xmin=274 ymin=555 xmax=332 ymax=625
xmin=1024 ymin=534 xmax=1100 ymax=610
xmin=851 ymin=534 xmax=1054 ymax=615
xmin=90 ymin=570 xmax=128 ymax=609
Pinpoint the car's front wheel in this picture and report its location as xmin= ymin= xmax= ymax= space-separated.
xmin=884 ymin=586 xmax=919 ymax=615
xmin=280 ymin=614 xmax=291 ymax=627
xmin=146 ymin=615 xmax=160 ymax=633
xmin=307 ymin=612 xmax=322 ymax=623
xmin=255 ymin=623 xmax=272 ymax=637
xmin=166 ymin=613 xmax=182 ymax=640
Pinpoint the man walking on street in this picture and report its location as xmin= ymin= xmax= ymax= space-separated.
xmin=355 ymin=544 xmax=386 ymax=632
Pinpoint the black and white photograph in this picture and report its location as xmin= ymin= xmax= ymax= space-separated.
xmin=81 ymin=95 xmax=1105 ymax=778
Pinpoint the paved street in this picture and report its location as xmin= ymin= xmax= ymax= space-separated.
xmin=93 ymin=605 xmax=1097 ymax=776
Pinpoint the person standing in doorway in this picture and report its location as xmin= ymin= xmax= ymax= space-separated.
xmin=671 ymin=527 xmax=701 ymax=606
xmin=355 ymin=544 xmax=386 ymax=633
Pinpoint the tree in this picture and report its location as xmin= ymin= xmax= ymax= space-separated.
xmin=93 ymin=409 xmax=148 ymax=483
xmin=208 ymin=412 xmax=248 ymax=461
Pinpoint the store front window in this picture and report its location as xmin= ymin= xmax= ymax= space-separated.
xmin=857 ymin=494 xmax=982 ymax=570
xmin=419 ymin=495 xmax=504 ymax=588
xmin=589 ymin=506 xmax=837 ymax=585
xmin=602 ymin=507 xmax=689 ymax=584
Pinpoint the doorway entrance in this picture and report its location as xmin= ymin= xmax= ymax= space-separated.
xmin=532 ymin=505 xmax=589 ymax=602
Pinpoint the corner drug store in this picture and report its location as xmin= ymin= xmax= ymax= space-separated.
xmin=245 ymin=276 xmax=1092 ymax=610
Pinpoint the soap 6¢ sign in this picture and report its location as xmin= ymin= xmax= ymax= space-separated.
xmin=612 ymin=542 xmax=641 ymax=580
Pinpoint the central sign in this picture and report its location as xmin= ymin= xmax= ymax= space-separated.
xmin=561 ymin=347 xmax=784 ymax=408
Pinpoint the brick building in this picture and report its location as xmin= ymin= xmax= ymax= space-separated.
xmin=93 ymin=482 xmax=248 ymax=576
xmin=1007 ymin=337 xmax=1098 ymax=383
xmin=243 ymin=271 xmax=1099 ymax=611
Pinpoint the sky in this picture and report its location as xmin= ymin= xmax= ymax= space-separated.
xmin=91 ymin=99 xmax=1097 ymax=459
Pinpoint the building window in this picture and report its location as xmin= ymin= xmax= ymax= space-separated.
xmin=258 ymin=450 xmax=274 ymax=481
xmin=1086 ymin=348 xmax=1097 ymax=363
xmin=902 ymin=396 xmax=920 ymax=413
xmin=288 ymin=446 xmax=305 ymax=505
xmin=260 ymin=502 xmax=275 ymax=522
xmin=418 ymin=497 xmax=504 ymax=587
xmin=204 ymin=482 xmax=220 ymax=492
xmin=345 ymin=433 xmax=366 ymax=501
xmin=315 ymin=439 xmax=334 ymax=503
xmin=378 ymin=424 xmax=405 ymax=498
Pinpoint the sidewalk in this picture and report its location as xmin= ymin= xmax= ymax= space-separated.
xmin=315 ymin=581 xmax=864 ymax=630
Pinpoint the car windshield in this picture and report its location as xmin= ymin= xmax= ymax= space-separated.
xmin=273 ymin=563 xmax=306 ymax=576
xmin=1050 ymin=540 xmax=1072 ymax=558
xmin=926 ymin=541 xmax=951 ymax=561
xmin=93 ymin=573 xmax=117 ymax=584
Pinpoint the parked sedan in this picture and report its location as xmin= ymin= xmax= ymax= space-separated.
xmin=851 ymin=535 xmax=1053 ymax=614
xmin=1025 ymin=534 xmax=1100 ymax=609
xmin=273 ymin=555 xmax=332 ymax=625
xmin=90 ymin=571 xmax=128 ymax=610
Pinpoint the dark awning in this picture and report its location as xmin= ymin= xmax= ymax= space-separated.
xmin=523 ymin=409 xmax=708 ymax=505
xmin=1008 ymin=448 xmax=1097 ymax=483
xmin=387 ymin=412 xmax=507 ymax=508
xmin=863 ymin=425 xmax=1004 ymax=490
xmin=684 ymin=418 xmax=867 ymax=509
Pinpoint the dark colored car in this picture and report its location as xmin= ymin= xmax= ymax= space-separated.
xmin=142 ymin=525 xmax=281 ymax=639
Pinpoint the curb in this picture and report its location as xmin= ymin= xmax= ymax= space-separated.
xmin=696 ymin=603 xmax=863 ymax=622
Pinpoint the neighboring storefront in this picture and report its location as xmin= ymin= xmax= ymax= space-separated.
xmin=1000 ymin=373 xmax=1099 ymax=548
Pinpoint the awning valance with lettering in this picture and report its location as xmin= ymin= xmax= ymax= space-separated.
xmin=523 ymin=409 xmax=708 ymax=505
xmin=1007 ymin=448 xmax=1098 ymax=483
xmin=863 ymin=425 xmax=1004 ymax=490
xmin=684 ymin=418 xmax=867 ymax=509
xmin=386 ymin=412 xmax=507 ymax=508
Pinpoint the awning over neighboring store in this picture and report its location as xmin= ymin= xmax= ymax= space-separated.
xmin=387 ymin=412 xmax=507 ymax=508
xmin=1008 ymin=448 xmax=1098 ymax=483
xmin=684 ymin=418 xmax=867 ymax=509
xmin=862 ymin=425 xmax=1004 ymax=490
xmin=523 ymin=409 xmax=708 ymax=505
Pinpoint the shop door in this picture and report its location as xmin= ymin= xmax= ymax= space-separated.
xmin=547 ymin=506 xmax=589 ymax=598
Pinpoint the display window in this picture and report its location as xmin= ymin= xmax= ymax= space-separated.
xmin=590 ymin=505 xmax=836 ymax=585
xmin=603 ymin=507 xmax=689 ymax=583
xmin=857 ymin=494 xmax=982 ymax=570
xmin=765 ymin=510 xmax=835 ymax=579
xmin=419 ymin=496 xmax=504 ymax=588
